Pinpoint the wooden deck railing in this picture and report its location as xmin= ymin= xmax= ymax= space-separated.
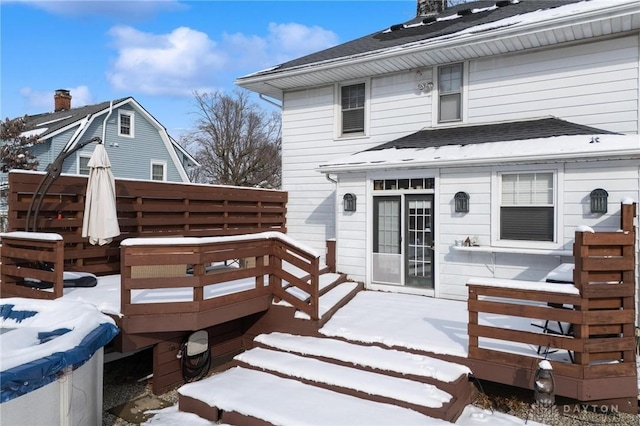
xmin=0 ymin=232 xmax=65 ymax=300
xmin=467 ymin=202 xmax=637 ymax=403
xmin=6 ymin=170 xmax=287 ymax=276
xmin=119 ymin=232 xmax=321 ymax=334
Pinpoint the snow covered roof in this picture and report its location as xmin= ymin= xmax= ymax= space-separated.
xmin=236 ymin=0 xmax=640 ymax=99
xmin=317 ymin=118 xmax=640 ymax=173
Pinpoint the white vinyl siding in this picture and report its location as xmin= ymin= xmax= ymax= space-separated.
xmin=468 ymin=35 xmax=639 ymax=133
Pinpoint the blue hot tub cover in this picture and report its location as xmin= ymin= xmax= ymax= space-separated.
xmin=0 ymin=297 xmax=119 ymax=402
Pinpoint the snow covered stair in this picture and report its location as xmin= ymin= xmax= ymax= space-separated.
xmin=268 ymin=269 xmax=364 ymax=331
xmin=178 ymin=332 xmax=473 ymax=423
xmin=178 ymin=367 xmax=452 ymax=425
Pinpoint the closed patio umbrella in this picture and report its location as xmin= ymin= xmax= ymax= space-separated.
xmin=82 ymin=143 xmax=120 ymax=245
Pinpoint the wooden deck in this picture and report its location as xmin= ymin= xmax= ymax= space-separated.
xmin=2 ymin=171 xmax=638 ymax=413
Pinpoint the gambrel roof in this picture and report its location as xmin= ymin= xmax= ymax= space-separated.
xmin=237 ymin=0 xmax=640 ymax=100
xmin=20 ymin=97 xmax=198 ymax=168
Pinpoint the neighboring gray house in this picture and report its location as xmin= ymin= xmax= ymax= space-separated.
xmin=3 ymin=90 xmax=197 ymax=184
xmin=236 ymin=0 xmax=640 ymax=300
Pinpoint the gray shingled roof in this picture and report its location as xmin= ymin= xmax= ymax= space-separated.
xmin=367 ymin=118 xmax=619 ymax=151
xmin=25 ymin=98 xmax=130 ymax=138
xmin=262 ymin=0 xmax=581 ymax=75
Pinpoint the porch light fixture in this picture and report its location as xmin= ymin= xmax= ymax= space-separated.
xmin=343 ymin=193 xmax=357 ymax=212
xmin=590 ymin=188 xmax=608 ymax=214
xmin=454 ymin=192 xmax=469 ymax=213
xmin=534 ymin=360 xmax=555 ymax=407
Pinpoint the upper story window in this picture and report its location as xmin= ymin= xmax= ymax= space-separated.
xmin=151 ymin=160 xmax=166 ymax=181
xmin=438 ymin=63 xmax=463 ymax=123
xmin=500 ymin=172 xmax=554 ymax=242
xmin=341 ymin=83 xmax=365 ymax=135
xmin=119 ymin=112 xmax=134 ymax=137
xmin=78 ymin=154 xmax=91 ymax=175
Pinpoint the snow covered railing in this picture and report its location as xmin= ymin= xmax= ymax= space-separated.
xmin=119 ymin=232 xmax=321 ymax=333
xmin=0 ymin=232 xmax=65 ymax=300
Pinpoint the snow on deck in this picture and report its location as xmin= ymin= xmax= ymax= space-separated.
xmin=319 ymin=290 xmax=571 ymax=360
xmin=235 ymin=347 xmax=452 ymax=408
xmin=295 ymin=282 xmax=358 ymax=319
xmin=255 ymin=332 xmax=470 ymax=383
xmin=178 ymin=366 xmax=452 ymax=425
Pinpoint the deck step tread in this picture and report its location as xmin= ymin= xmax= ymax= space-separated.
xmin=254 ymin=332 xmax=470 ymax=383
xmin=179 ymin=367 xmax=451 ymax=425
xmin=235 ymin=347 xmax=452 ymax=408
xmin=295 ymin=282 xmax=358 ymax=320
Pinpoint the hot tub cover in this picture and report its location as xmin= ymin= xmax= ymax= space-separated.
xmin=0 ymin=298 xmax=119 ymax=402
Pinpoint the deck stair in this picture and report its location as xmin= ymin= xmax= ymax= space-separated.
xmin=178 ymin=332 xmax=474 ymax=424
xmin=266 ymin=267 xmax=364 ymax=334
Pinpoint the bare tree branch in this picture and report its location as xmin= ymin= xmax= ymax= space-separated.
xmin=182 ymin=90 xmax=281 ymax=188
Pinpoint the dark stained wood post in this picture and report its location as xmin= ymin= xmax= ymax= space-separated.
xmin=52 ymin=239 xmax=64 ymax=299
xmin=326 ymin=239 xmax=336 ymax=273
xmin=310 ymin=256 xmax=320 ymax=320
xmin=467 ymin=286 xmax=478 ymax=357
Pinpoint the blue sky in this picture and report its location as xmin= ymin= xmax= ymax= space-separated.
xmin=1 ymin=0 xmax=417 ymax=139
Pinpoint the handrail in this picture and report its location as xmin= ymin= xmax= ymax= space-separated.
xmin=120 ymin=232 xmax=322 ymax=323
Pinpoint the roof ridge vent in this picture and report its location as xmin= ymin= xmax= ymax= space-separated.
xmin=457 ymin=8 xmax=473 ymax=16
xmin=496 ymin=0 xmax=517 ymax=7
xmin=389 ymin=23 xmax=406 ymax=32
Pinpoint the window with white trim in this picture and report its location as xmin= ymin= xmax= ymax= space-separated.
xmin=500 ymin=172 xmax=554 ymax=242
xmin=340 ymin=83 xmax=365 ymax=135
xmin=78 ymin=154 xmax=91 ymax=176
xmin=118 ymin=111 xmax=134 ymax=137
xmin=151 ymin=161 xmax=166 ymax=181
xmin=438 ymin=63 xmax=462 ymax=123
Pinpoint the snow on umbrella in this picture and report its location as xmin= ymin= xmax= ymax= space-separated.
xmin=81 ymin=143 xmax=120 ymax=245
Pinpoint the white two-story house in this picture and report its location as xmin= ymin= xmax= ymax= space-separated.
xmin=237 ymin=0 xmax=640 ymax=300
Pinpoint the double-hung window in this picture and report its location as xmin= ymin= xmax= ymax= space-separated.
xmin=438 ymin=63 xmax=462 ymax=123
xmin=119 ymin=112 xmax=134 ymax=137
xmin=78 ymin=154 xmax=91 ymax=176
xmin=500 ymin=172 xmax=554 ymax=242
xmin=341 ymin=83 xmax=365 ymax=135
xmin=151 ymin=160 xmax=166 ymax=181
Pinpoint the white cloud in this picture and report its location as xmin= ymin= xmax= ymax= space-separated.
xmin=20 ymin=86 xmax=93 ymax=112
xmin=223 ymin=22 xmax=339 ymax=70
xmin=107 ymin=26 xmax=225 ymax=97
xmin=105 ymin=22 xmax=339 ymax=97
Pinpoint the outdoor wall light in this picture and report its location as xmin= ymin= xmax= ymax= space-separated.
xmin=454 ymin=191 xmax=469 ymax=213
xmin=533 ymin=360 xmax=555 ymax=407
xmin=590 ymin=188 xmax=608 ymax=214
xmin=343 ymin=193 xmax=357 ymax=212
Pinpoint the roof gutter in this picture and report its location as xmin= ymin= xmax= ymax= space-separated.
xmin=316 ymin=149 xmax=640 ymax=174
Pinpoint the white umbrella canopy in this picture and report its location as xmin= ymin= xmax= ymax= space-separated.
xmin=82 ymin=143 xmax=120 ymax=245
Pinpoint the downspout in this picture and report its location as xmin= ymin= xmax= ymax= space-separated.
xmin=259 ymin=93 xmax=282 ymax=109
xmin=101 ymin=101 xmax=114 ymax=145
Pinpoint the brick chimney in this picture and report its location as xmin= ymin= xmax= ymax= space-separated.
xmin=54 ymin=89 xmax=71 ymax=112
xmin=417 ymin=0 xmax=445 ymax=16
